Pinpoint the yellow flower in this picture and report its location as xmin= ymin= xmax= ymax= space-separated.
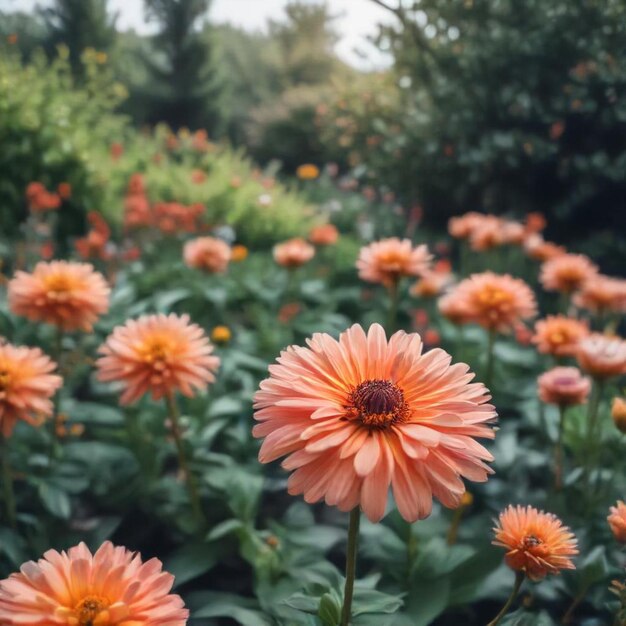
xmin=211 ymin=325 xmax=232 ymax=344
xmin=296 ymin=164 xmax=320 ymax=180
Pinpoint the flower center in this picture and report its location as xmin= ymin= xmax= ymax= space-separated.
xmin=43 ymin=275 xmax=74 ymax=301
xmin=0 ymin=369 xmax=10 ymax=393
xmin=75 ymin=596 xmax=109 ymax=626
xmin=522 ymin=534 xmax=543 ymax=550
xmin=347 ymin=379 xmax=409 ymax=428
xmin=478 ymin=287 xmax=513 ymax=308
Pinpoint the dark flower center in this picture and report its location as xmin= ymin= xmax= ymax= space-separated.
xmin=346 ymin=379 xmax=409 ymax=428
xmin=522 ymin=534 xmax=543 ymax=549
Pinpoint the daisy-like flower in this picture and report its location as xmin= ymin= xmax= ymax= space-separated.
xmin=253 ymin=323 xmax=496 ymax=523
xmin=309 ymin=223 xmax=339 ymax=246
xmin=468 ymin=216 xmax=505 ymax=251
xmin=96 ymin=313 xmax=220 ymax=404
xmin=448 ymin=212 xmax=483 ymax=239
xmin=438 ymin=291 xmax=473 ymax=325
xmin=493 ymin=505 xmax=578 ymax=580
xmin=0 ymin=343 xmax=62 ymax=437
xmin=357 ymin=238 xmax=432 ymax=287
xmin=411 ymin=266 xmax=454 ymax=299
xmin=183 ymin=236 xmax=231 ymax=274
xmin=532 ymin=315 xmax=589 ymax=358
xmin=574 ymin=276 xmax=626 ymax=315
xmin=273 ymin=238 xmax=315 ymax=268
xmin=0 ymin=541 xmax=188 ymax=625
xmin=8 ymin=261 xmax=110 ymax=332
xmin=608 ymin=500 xmax=626 ymax=543
xmin=537 ymin=367 xmax=591 ymax=407
xmin=523 ymin=235 xmax=566 ymax=262
xmin=540 ymin=253 xmax=598 ymax=294
xmin=577 ymin=333 xmax=626 ymax=379
xmin=447 ymin=272 xmax=537 ymax=332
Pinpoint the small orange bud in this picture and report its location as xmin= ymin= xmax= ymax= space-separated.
xmin=231 ymin=244 xmax=248 ymax=262
xmin=612 ymin=397 xmax=626 ymax=434
xmin=211 ymin=325 xmax=231 ymax=344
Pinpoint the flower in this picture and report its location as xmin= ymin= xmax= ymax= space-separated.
xmin=411 ymin=267 xmax=453 ymax=298
xmin=273 ymin=238 xmax=315 ymax=268
xmin=97 ymin=313 xmax=220 ymax=404
xmin=25 ymin=182 xmax=61 ymax=212
xmin=57 ymin=182 xmax=72 ymax=200
xmin=468 ymin=216 xmax=505 ymax=251
xmin=537 ymin=367 xmax=591 ymax=407
xmin=540 ymin=254 xmax=598 ymax=294
xmin=523 ymin=235 xmax=566 ymax=262
xmin=446 ymin=272 xmax=537 ymax=332
xmin=211 ymin=325 xmax=231 ymax=344
xmin=612 ymin=397 xmax=626 ymax=434
xmin=0 ymin=343 xmax=62 ymax=437
xmin=183 ymin=236 xmax=231 ymax=274
xmin=296 ymin=164 xmax=320 ymax=180
xmin=8 ymin=261 xmax=110 ymax=332
xmin=0 ymin=541 xmax=188 ymax=625
xmin=357 ymin=238 xmax=432 ymax=287
xmin=577 ymin=333 xmax=626 ymax=379
xmin=448 ymin=212 xmax=483 ymax=239
xmin=608 ymin=501 xmax=626 ymax=543
xmin=574 ymin=276 xmax=626 ymax=315
xmin=253 ymin=323 xmax=496 ymax=523
xmin=278 ymin=302 xmax=301 ymax=323
xmin=309 ymin=224 xmax=339 ymax=246
xmin=231 ymin=244 xmax=248 ymax=262
xmin=525 ymin=212 xmax=547 ymax=233
xmin=493 ymin=505 xmax=578 ymax=580
xmin=438 ymin=291 xmax=473 ymax=325
xmin=532 ymin=315 xmax=589 ymax=357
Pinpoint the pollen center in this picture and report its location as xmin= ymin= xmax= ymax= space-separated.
xmin=43 ymin=274 xmax=74 ymax=301
xmin=347 ymin=379 xmax=409 ymax=428
xmin=75 ymin=596 xmax=109 ymax=626
xmin=522 ymin=534 xmax=543 ymax=549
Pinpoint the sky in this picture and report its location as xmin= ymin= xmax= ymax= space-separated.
xmin=3 ymin=0 xmax=395 ymax=69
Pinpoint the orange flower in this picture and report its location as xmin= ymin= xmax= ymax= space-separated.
xmin=438 ymin=291 xmax=473 ymax=326
xmin=110 ymin=142 xmax=124 ymax=161
xmin=540 ymin=253 xmax=598 ymax=294
xmin=537 ymin=366 xmax=591 ymax=407
xmin=273 ymin=238 xmax=315 ymax=268
xmin=9 ymin=261 xmax=110 ymax=332
xmin=231 ymin=244 xmax=248 ymax=262
xmin=608 ymin=500 xmax=626 ymax=543
xmin=446 ymin=272 xmax=537 ymax=332
xmin=97 ymin=313 xmax=220 ymax=404
xmin=57 ymin=182 xmax=72 ymax=200
xmin=525 ymin=212 xmax=547 ymax=233
xmin=296 ymin=164 xmax=320 ymax=180
xmin=612 ymin=397 xmax=626 ymax=434
xmin=25 ymin=182 xmax=61 ymax=212
xmin=0 ymin=541 xmax=188 ymax=624
xmin=523 ymin=235 xmax=566 ymax=262
xmin=577 ymin=333 xmax=626 ymax=379
xmin=253 ymin=323 xmax=496 ymax=522
xmin=309 ymin=224 xmax=339 ymax=246
xmin=493 ymin=505 xmax=578 ymax=580
xmin=574 ymin=275 xmax=626 ymax=314
xmin=448 ymin=212 xmax=483 ymax=239
xmin=278 ymin=302 xmax=301 ymax=323
xmin=532 ymin=315 xmax=589 ymax=357
xmin=211 ymin=325 xmax=231 ymax=344
xmin=411 ymin=267 xmax=453 ymax=298
xmin=0 ymin=343 xmax=62 ymax=437
xmin=183 ymin=236 xmax=231 ymax=273
xmin=468 ymin=216 xmax=505 ymax=251
xmin=357 ymin=238 xmax=432 ymax=287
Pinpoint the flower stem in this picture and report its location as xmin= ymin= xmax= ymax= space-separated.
xmin=165 ymin=393 xmax=204 ymax=528
xmin=387 ymin=278 xmax=400 ymax=333
xmin=583 ymin=379 xmax=604 ymax=491
xmin=485 ymin=329 xmax=496 ymax=390
xmin=1 ymin=434 xmax=16 ymax=528
xmin=555 ymin=404 xmax=566 ymax=490
xmin=340 ymin=507 xmax=361 ymax=626
xmin=486 ymin=571 xmax=524 ymax=626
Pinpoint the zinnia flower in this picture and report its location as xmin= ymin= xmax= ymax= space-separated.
xmin=577 ymin=333 xmax=626 ymax=379
xmin=608 ymin=501 xmax=626 ymax=543
xmin=537 ymin=367 xmax=591 ymax=407
xmin=309 ymin=224 xmax=339 ymax=246
xmin=540 ymin=254 xmax=598 ymax=294
xmin=523 ymin=235 xmax=566 ymax=262
xmin=273 ymin=238 xmax=315 ymax=268
xmin=0 ymin=541 xmax=188 ymax=625
xmin=0 ymin=343 xmax=62 ymax=437
xmin=357 ymin=238 xmax=432 ymax=287
xmin=8 ymin=261 xmax=110 ymax=332
xmin=468 ymin=216 xmax=505 ymax=251
xmin=493 ymin=505 xmax=578 ymax=580
xmin=96 ymin=313 xmax=220 ymax=404
xmin=412 ymin=267 xmax=454 ymax=298
xmin=183 ymin=236 xmax=231 ymax=274
xmin=574 ymin=276 xmax=626 ymax=315
xmin=446 ymin=272 xmax=537 ymax=332
xmin=438 ymin=291 xmax=473 ymax=325
xmin=253 ymin=323 xmax=496 ymax=523
xmin=448 ymin=212 xmax=483 ymax=239
xmin=532 ymin=315 xmax=589 ymax=357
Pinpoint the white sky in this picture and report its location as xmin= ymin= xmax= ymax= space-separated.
xmin=2 ymin=0 xmax=394 ymax=69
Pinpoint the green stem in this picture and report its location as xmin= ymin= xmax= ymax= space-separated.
xmin=555 ymin=404 xmax=566 ymax=490
xmin=1 ymin=434 xmax=16 ymax=528
xmin=486 ymin=571 xmax=524 ymax=626
xmin=485 ymin=329 xmax=496 ymax=390
xmin=387 ymin=278 xmax=400 ymax=333
xmin=165 ymin=393 xmax=205 ymax=528
xmin=562 ymin=583 xmax=590 ymax=624
xmin=583 ymin=379 xmax=604 ymax=485
xmin=50 ymin=327 xmax=64 ymax=453
xmin=340 ymin=508 xmax=361 ymax=626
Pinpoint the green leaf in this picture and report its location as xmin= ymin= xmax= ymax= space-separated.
xmin=318 ymin=591 xmax=342 ymax=626
xmin=163 ymin=542 xmax=220 ymax=588
xmin=189 ymin=591 xmax=273 ymax=625
xmin=352 ymin=588 xmax=404 ymax=616
xmin=38 ymin=483 xmax=71 ymax=519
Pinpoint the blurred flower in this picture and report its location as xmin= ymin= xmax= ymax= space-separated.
xmin=8 ymin=261 xmax=110 ymax=332
xmin=411 ymin=265 xmax=453 ymax=298
xmin=357 ymin=238 xmax=432 ymax=288
xmin=97 ymin=313 xmax=219 ymax=405
xmin=493 ymin=505 xmax=578 ymax=580
xmin=231 ymin=244 xmax=248 ymax=262
xmin=448 ymin=212 xmax=483 ymax=239
xmin=192 ymin=129 xmax=210 ymax=152
xmin=258 ymin=193 xmax=272 ymax=207
xmin=537 ymin=366 xmax=591 ymax=407
xmin=230 ymin=176 xmax=242 ymax=188
xmin=309 ymin=223 xmax=339 ymax=246
xmin=612 ymin=397 xmax=626 ymax=434
xmin=110 ymin=142 xmax=124 ymax=161
xmin=514 ymin=324 xmax=533 ymax=346
xmin=57 ymin=182 xmax=72 ymax=200
xmin=0 ymin=542 xmax=188 ymax=624
xmin=183 ymin=237 xmax=231 ymax=274
xmin=296 ymin=164 xmax=320 ymax=180
xmin=211 ymin=325 xmax=231 ymax=345
xmin=25 ymin=182 xmax=61 ymax=212
xmin=577 ymin=333 xmax=626 ymax=379
xmin=438 ymin=291 xmax=473 ymax=326
xmin=468 ymin=216 xmax=505 ymax=251
xmin=574 ymin=276 xmax=626 ymax=315
xmin=75 ymin=211 xmax=111 ymax=261
xmin=278 ymin=302 xmax=301 ymax=324
xmin=39 ymin=241 xmax=54 ymax=260
xmin=191 ymin=169 xmax=206 ymax=184
xmin=253 ymin=323 xmax=495 ymax=522
xmin=523 ymin=235 xmax=566 ymax=262
xmin=423 ymin=329 xmax=440 ymax=345
xmin=273 ymin=238 xmax=315 ymax=268
xmin=525 ymin=212 xmax=547 ymax=233
xmin=540 ymin=254 xmax=598 ymax=294
xmin=549 ymin=121 xmax=566 ymax=140
xmin=7 ymin=33 xmax=17 ymax=45
xmin=608 ymin=501 xmax=626 ymax=543
xmin=0 ymin=343 xmax=62 ymax=437
xmin=532 ymin=315 xmax=589 ymax=357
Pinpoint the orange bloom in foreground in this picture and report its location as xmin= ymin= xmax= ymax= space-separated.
xmin=540 ymin=254 xmax=598 ymax=293
xmin=0 ymin=541 xmax=188 ymax=625
xmin=577 ymin=333 xmax=626 ymax=379
xmin=447 ymin=272 xmax=537 ymax=332
xmin=532 ymin=315 xmax=589 ymax=357
xmin=0 ymin=343 xmax=62 ymax=437
xmin=493 ymin=505 xmax=578 ymax=580
xmin=608 ymin=500 xmax=626 ymax=543
xmin=97 ymin=313 xmax=220 ymax=404
xmin=9 ymin=261 xmax=110 ymax=332
xmin=253 ymin=323 xmax=496 ymax=523
xmin=537 ymin=366 xmax=591 ymax=407
xmin=273 ymin=238 xmax=315 ymax=268
xmin=357 ymin=238 xmax=432 ymax=287
xmin=183 ymin=236 xmax=231 ymax=274
xmin=309 ymin=223 xmax=339 ymax=246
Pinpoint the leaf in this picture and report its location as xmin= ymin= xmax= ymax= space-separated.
xmin=163 ymin=542 xmax=221 ymax=588
xmin=189 ymin=591 xmax=273 ymax=625
xmin=352 ymin=588 xmax=404 ymax=616
xmin=38 ymin=483 xmax=71 ymax=519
